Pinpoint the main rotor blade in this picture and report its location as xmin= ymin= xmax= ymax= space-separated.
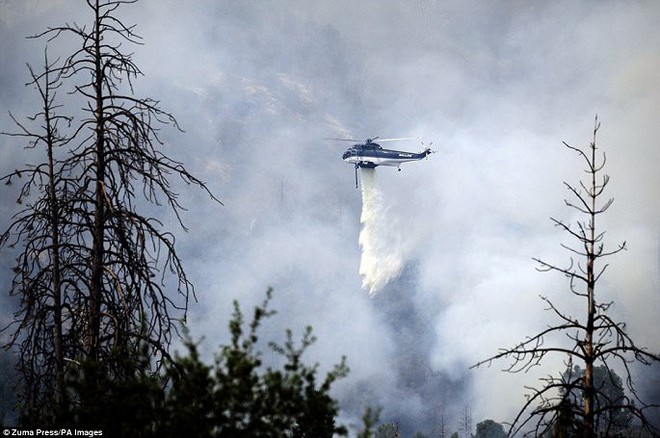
xmin=325 ymin=136 xmax=421 ymax=143
xmin=324 ymin=137 xmax=362 ymax=142
xmin=376 ymin=137 xmax=420 ymax=142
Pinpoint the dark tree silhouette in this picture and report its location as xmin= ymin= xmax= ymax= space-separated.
xmin=1 ymin=0 xmax=218 ymax=422
xmin=557 ymin=364 xmax=633 ymax=435
xmin=157 ymin=289 xmax=349 ymax=437
xmin=475 ymin=419 xmax=506 ymax=438
xmin=473 ymin=118 xmax=660 ymax=437
xmin=358 ymin=406 xmax=382 ymax=438
xmin=1 ymin=50 xmax=75 ymax=418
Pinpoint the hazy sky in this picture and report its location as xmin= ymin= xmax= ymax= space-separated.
xmin=1 ymin=0 xmax=659 ymax=434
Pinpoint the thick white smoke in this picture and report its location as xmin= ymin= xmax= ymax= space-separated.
xmin=358 ymin=167 xmax=406 ymax=295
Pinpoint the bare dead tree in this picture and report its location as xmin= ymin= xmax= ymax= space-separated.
xmin=436 ymin=405 xmax=447 ymax=438
xmin=459 ymin=405 xmax=473 ymax=438
xmin=0 ymin=47 xmax=91 ymax=420
xmin=1 ymin=0 xmax=219 ymax=421
xmin=472 ymin=118 xmax=660 ymax=437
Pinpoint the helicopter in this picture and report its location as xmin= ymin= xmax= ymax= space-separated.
xmin=333 ymin=137 xmax=434 ymax=187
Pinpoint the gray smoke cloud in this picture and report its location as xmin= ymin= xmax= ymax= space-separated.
xmin=1 ymin=0 xmax=659 ymax=434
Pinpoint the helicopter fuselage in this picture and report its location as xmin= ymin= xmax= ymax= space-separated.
xmin=342 ymin=142 xmax=431 ymax=168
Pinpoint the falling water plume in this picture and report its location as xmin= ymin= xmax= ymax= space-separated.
xmin=358 ymin=167 xmax=405 ymax=295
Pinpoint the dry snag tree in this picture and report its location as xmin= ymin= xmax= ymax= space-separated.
xmin=473 ymin=119 xmax=660 ymax=437
xmin=1 ymin=0 xmax=218 ymax=421
xmin=1 ymin=50 xmax=72 ymax=418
